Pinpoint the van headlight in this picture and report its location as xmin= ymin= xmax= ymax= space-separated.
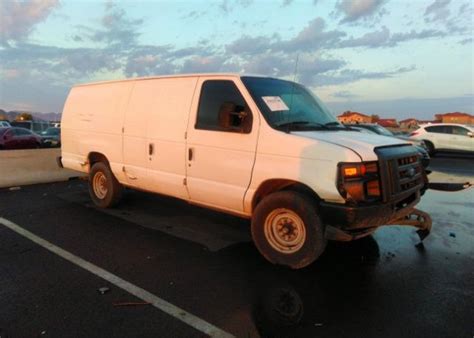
xmin=337 ymin=161 xmax=381 ymax=203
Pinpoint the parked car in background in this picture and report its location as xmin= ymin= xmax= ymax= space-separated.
xmin=409 ymin=123 xmax=474 ymax=155
xmin=10 ymin=120 xmax=50 ymax=134
xmin=40 ymin=127 xmax=61 ymax=148
xmin=346 ymin=124 xmax=430 ymax=168
xmin=0 ymin=127 xmax=43 ymax=150
xmin=0 ymin=121 xmax=11 ymax=128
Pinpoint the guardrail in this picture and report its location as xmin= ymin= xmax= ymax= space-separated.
xmin=0 ymin=148 xmax=84 ymax=188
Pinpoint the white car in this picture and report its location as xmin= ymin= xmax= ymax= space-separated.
xmin=0 ymin=121 xmax=11 ymax=128
xmin=410 ymin=123 xmax=474 ymax=155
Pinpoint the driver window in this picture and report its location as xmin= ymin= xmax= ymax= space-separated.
xmin=196 ymin=80 xmax=252 ymax=133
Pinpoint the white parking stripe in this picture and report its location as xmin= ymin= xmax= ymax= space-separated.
xmin=0 ymin=217 xmax=234 ymax=338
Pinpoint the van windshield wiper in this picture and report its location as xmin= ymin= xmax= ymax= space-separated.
xmin=276 ymin=121 xmax=328 ymax=132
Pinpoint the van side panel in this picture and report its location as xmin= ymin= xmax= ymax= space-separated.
xmin=61 ymin=82 xmax=133 ymax=176
xmin=146 ymin=77 xmax=197 ymax=199
xmin=122 ymin=80 xmax=151 ymax=187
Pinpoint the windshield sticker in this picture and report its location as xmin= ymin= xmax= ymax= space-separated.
xmin=262 ymin=96 xmax=289 ymax=112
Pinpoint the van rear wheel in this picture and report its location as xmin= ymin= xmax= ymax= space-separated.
xmin=251 ymin=191 xmax=326 ymax=269
xmin=89 ymin=162 xmax=123 ymax=208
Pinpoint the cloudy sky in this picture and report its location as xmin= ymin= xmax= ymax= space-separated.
xmin=0 ymin=0 xmax=472 ymax=119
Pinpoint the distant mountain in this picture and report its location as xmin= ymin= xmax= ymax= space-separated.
xmin=31 ymin=112 xmax=62 ymax=122
xmin=0 ymin=109 xmax=61 ymax=122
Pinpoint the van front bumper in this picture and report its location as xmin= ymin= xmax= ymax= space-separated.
xmin=320 ymin=191 xmax=422 ymax=241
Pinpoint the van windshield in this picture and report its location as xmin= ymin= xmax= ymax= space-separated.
xmin=241 ymin=76 xmax=341 ymax=131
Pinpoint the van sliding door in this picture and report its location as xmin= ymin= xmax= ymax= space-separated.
xmin=145 ymin=77 xmax=197 ymax=199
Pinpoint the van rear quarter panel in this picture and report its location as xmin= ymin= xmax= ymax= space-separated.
xmin=61 ymin=82 xmax=133 ymax=174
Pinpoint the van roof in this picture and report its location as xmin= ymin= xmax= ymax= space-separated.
xmin=74 ymin=73 xmax=268 ymax=88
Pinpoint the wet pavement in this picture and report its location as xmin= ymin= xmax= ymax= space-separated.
xmin=0 ymin=155 xmax=473 ymax=337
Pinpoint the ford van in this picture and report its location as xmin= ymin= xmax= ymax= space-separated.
xmin=60 ymin=74 xmax=429 ymax=268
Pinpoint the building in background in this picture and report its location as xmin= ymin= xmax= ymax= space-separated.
xmin=399 ymin=118 xmax=418 ymax=129
xmin=337 ymin=111 xmax=372 ymax=124
xmin=434 ymin=112 xmax=474 ymax=124
xmin=376 ymin=119 xmax=398 ymax=128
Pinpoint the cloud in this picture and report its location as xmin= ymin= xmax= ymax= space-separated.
xmin=337 ymin=27 xmax=447 ymax=49
xmin=238 ymin=53 xmax=346 ymax=87
xmin=389 ymin=29 xmax=446 ymax=45
xmin=277 ymin=18 xmax=346 ymax=52
xmin=88 ymin=3 xmax=143 ymax=49
xmin=313 ymin=65 xmax=416 ymax=86
xmin=0 ymin=0 xmax=60 ymax=44
xmin=226 ymin=35 xmax=275 ymax=55
xmin=218 ymin=0 xmax=253 ymax=13
xmin=424 ymin=0 xmax=450 ymax=22
xmin=336 ymin=0 xmax=386 ymax=23
xmin=0 ymin=5 xmax=438 ymax=113
xmin=332 ymin=90 xmax=359 ymax=99
xmin=181 ymin=56 xmax=239 ymax=73
xmin=339 ymin=26 xmax=390 ymax=48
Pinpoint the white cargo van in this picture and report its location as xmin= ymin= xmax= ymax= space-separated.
xmin=61 ymin=74 xmax=429 ymax=268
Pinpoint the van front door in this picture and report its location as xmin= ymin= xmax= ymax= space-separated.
xmin=185 ymin=78 xmax=258 ymax=214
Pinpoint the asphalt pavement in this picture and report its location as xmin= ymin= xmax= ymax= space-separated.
xmin=1 ymin=154 xmax=473 ymax=338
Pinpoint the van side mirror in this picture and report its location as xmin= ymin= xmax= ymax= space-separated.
xmin=467 ymin=131 xmax=473 ymax=138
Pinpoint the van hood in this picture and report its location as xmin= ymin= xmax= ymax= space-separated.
xmin=292 ymin=130 xmax=409 ymax=161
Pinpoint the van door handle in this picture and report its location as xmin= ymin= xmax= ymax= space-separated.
xmin=188 ymin=148 xmax=194 ymax=161
xmin=149 ymin=143 xmax=154 ymax=155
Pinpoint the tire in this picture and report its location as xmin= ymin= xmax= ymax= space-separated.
xmin=88 ymin=162 xmax=123 ymax=208
xmin=424 ymin=140 xmax=435 ymax=156
xmin=251 ymin=191 xmax=326 ymax=269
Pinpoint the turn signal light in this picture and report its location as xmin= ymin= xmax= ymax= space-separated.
xmin=338 ymin=161 xmax=381 ymax=202
xmin=342 ymin=164 xmax=366 ymax=177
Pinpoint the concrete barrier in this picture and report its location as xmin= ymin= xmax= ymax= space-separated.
xmin=0 ymin=149 xmax=85 ymax=188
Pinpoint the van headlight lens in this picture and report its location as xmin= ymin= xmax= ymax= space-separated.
xmin=337 ymin=161 xmax=381 ymax=203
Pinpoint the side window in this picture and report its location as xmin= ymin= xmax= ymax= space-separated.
xmin=426 ymin=126 xmax=451 ymax=134
xmin=425 ymin=126 xmax=438 ymax=133
xmin=33 ymin=123 xmax=42 ymax=133
xmin=196 ymin=80 xmax=252 ymax=133
xmin=16 ymin=129 xmax=30 ymax=136
xmin=452 ymin=126 xmax=469 ymax=136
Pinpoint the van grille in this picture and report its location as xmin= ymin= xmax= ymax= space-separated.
xmin=375 ymin=146 xmax=424 ymax=202
xmin=391 ymin=155 xmax=423 ymax=196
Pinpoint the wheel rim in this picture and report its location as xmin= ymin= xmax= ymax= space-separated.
xmin=92 ymin=171 xmax=108 ymax=199
xmin=263 ymin=208 xmax=306 ymax=254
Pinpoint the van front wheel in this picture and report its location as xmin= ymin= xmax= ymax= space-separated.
xmin=251 ymin=191 xmax=326 ymax=269
xmin=89 ymin=162 xmax=123 ymax=208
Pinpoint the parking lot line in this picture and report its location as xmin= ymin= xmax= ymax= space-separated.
xmin=0 ymin=216 xmax=234 ymax=338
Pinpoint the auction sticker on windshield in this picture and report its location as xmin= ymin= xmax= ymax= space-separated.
xmin=262 ymin=96 xmax=289 ymax=112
